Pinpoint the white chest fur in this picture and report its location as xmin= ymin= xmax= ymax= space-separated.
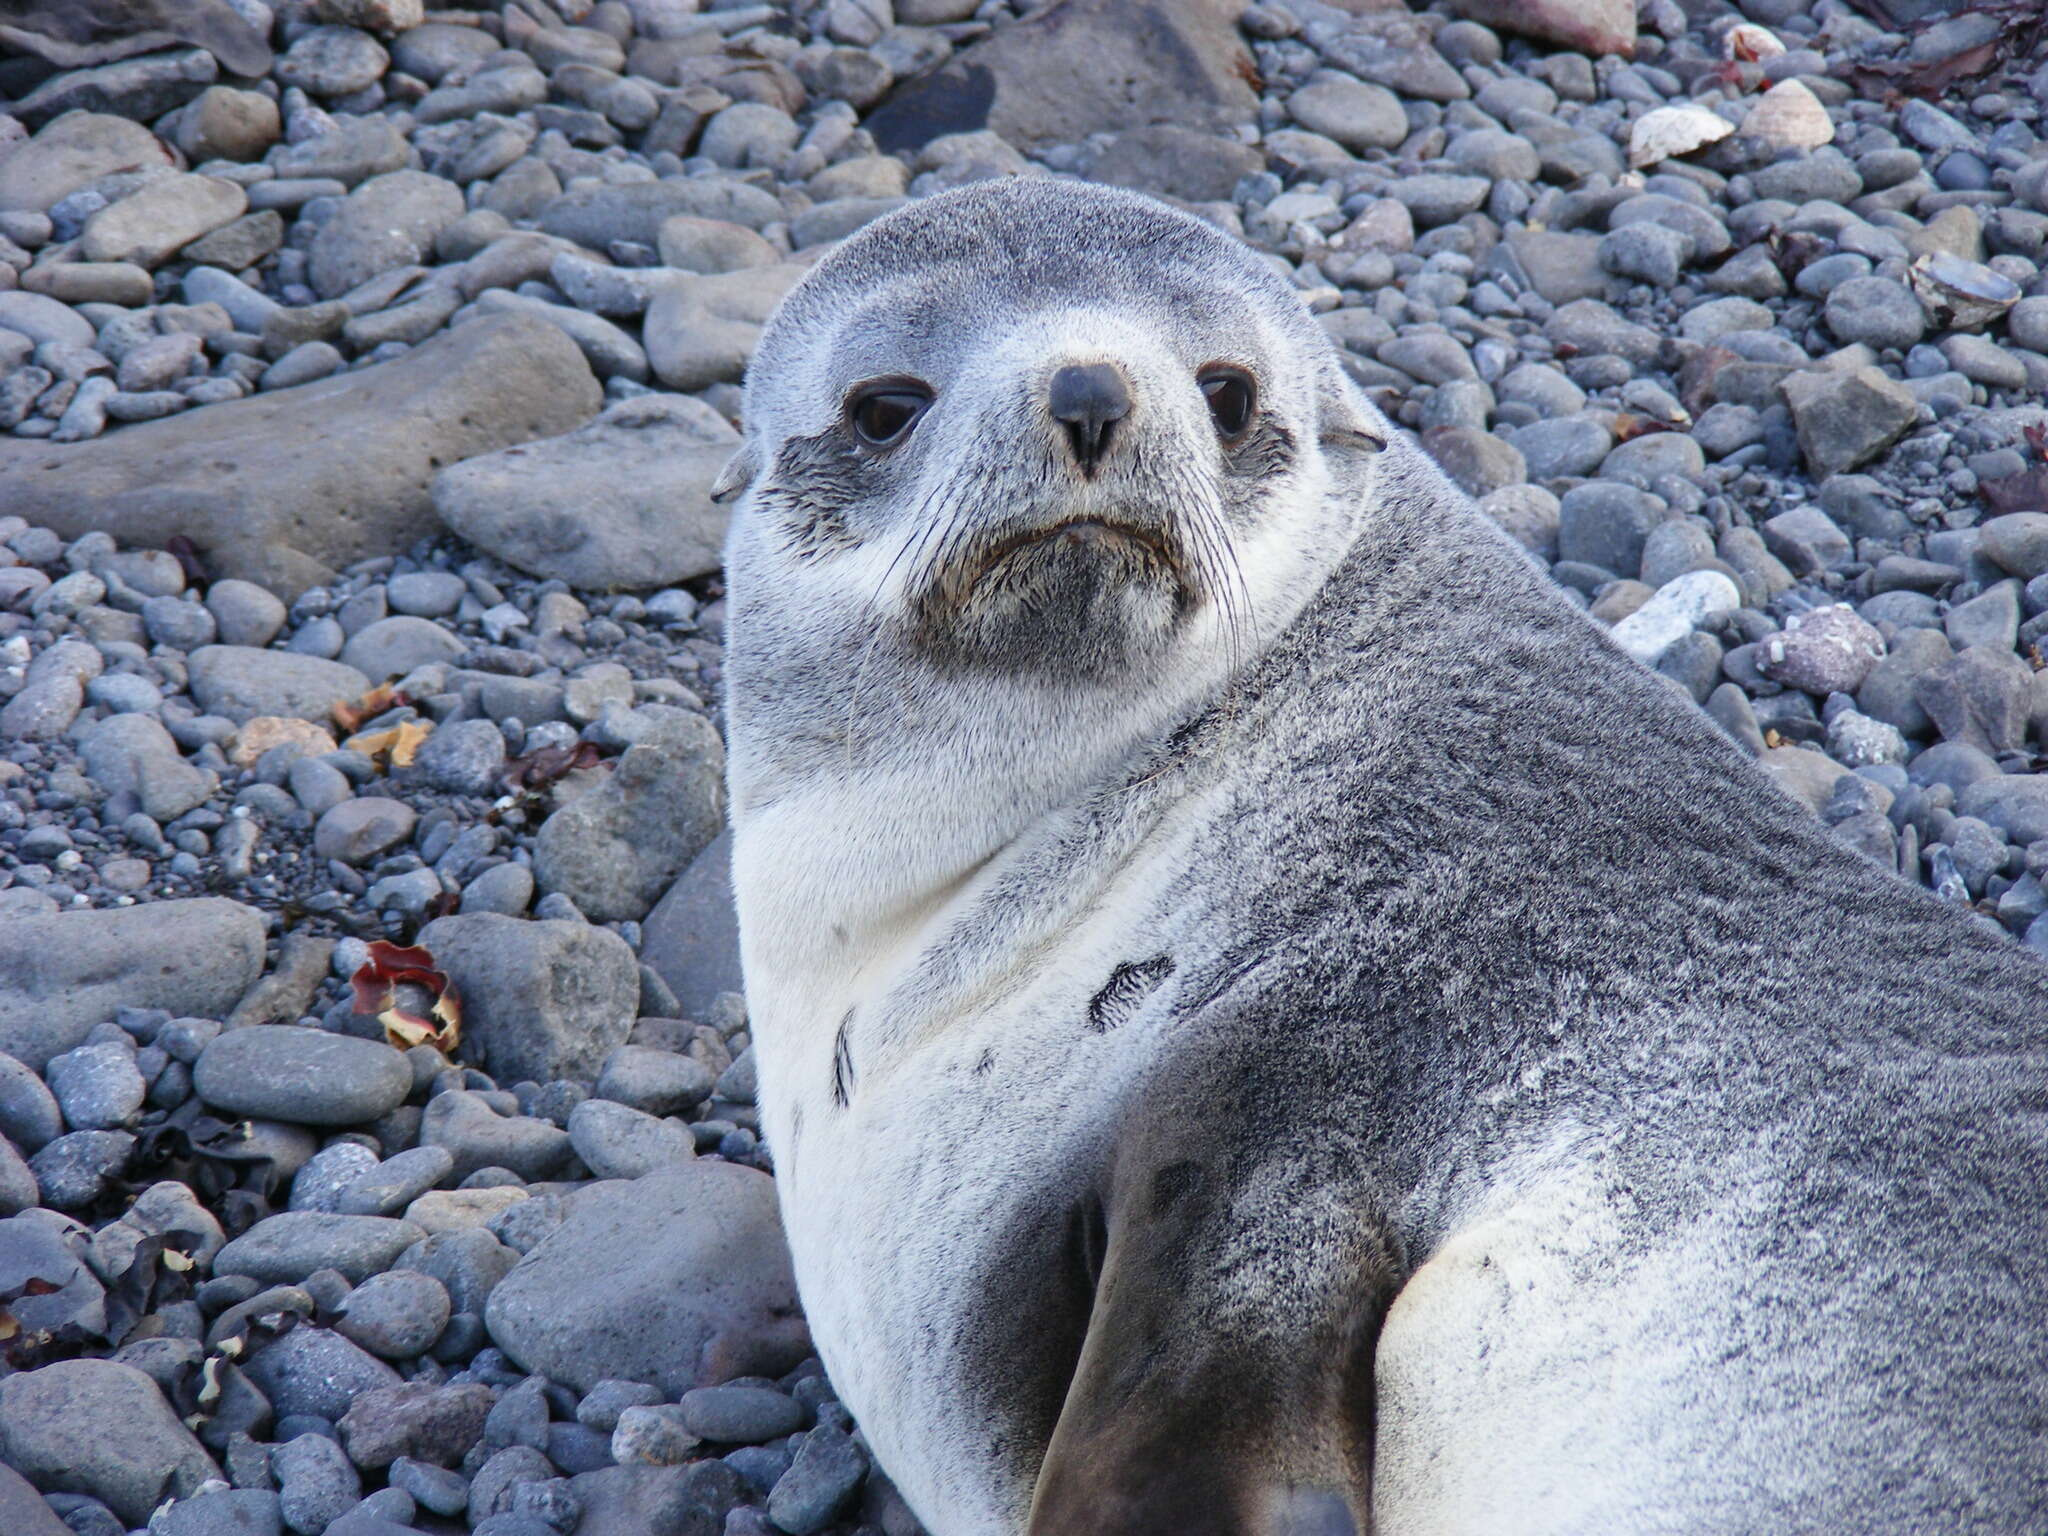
xmin=732 ymin=785 xmax=1210 ymax=1533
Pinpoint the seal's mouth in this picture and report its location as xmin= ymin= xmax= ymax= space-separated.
xmin=910 ymin=511 xmax=1197 ymax=677
xmin=929 ymin=516 xmax=1185 ymax=613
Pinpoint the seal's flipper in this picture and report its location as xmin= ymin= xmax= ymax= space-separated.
xmin=1026 ymin=1144 xmax=1384 ymax=1536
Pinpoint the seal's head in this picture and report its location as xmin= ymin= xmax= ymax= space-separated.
xmin=724 ymin=178 xmax=1387 ymax=703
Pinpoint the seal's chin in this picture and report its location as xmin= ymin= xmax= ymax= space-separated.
xmin=913 ymin=515 xmax=1197 ymax=679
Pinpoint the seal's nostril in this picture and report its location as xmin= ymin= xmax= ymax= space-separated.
xmin=1048 ymin=363 xmax=1131 ymax=473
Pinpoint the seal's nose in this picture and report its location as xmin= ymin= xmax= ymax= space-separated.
xmin=1048 ymin=363 xmax=1131 ymax=475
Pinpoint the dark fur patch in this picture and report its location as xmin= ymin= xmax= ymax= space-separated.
xmin=1087 ymin=955 xmax=1176 ymax=1033
xmin=830 ymin=1012 xmax=857 ymax=1109
xmin=764 ymin=427 xmax=881 ymax=563
xmin=1219 ymin=416 xmax=1296 ymax=524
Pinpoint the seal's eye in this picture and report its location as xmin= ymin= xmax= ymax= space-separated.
xmin=1198 ymin=367 xmax=1256 ymax=439
xmin=849 ymin=382 xmax=932 ymax=447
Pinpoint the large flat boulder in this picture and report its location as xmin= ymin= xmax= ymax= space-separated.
xmin=0 ymin=899 xmax=266 ymax=1071
xmin=0 ymin=313 xmax=601 ymax=599
xmin=863 ymin=0 xmax=1256 ymax=153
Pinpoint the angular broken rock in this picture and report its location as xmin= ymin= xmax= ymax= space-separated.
xmin=1778 ymin=366 xmax=1918 ymax=478
xmin=0 ymin=314 xmax=600 ymax=598
xmin=434 ymin=394 xmax=739 ymax=590
xmin=863 ymin=0 xmax=1256 ymax=153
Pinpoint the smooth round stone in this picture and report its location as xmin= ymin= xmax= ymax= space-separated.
xmin=194 ymin=1025 xmax=411 ymax=1126
xmin=679 ymin=1385 xmax=805 ymax=1444
xmin=386 ymin=571 xmax=467 ymax=618
xmin=214 ymin=1212 xmax=427 ymax=1286
xmin=336 ymin=1269 xmax=452 ymax=1360
xmin=314 ymin=797 xmax=417 ymax=864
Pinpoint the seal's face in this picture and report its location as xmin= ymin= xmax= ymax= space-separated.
xmin=729 ymin=179 xmax=1381 ymax=686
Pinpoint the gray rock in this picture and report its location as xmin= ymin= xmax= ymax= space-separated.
xmin=435 ymin=394 xmax=739 ymax=590
xmin=1507 ymin=414 xmax=1612 ymax=480
xmin=1556 ymin=483 xmax=1664 ymax=578
xmin=194 ymin=1025 xmax=411 ymax=1127
xmin=0 ymin=112 xmax=173 ymax=214
xmin=386 ymin=571 xmax=466 ymax=618
xmin=45 ymin=1041 xmax=144 ymax=1131
xmin=416 ymin=915 xmax=640 ymax=1084
xmin=1916 ymin=646 xmax=2034 ymax=754
xmin=1979 ymin=514 xmax=2048 ymax=582
xmin=0 ymin=315 xmax=601 ymax=600
xmin=1946 ymin=582 xmax=2021 ymax=653
xmin=462 ymin=862 xmax=534 ymax=916
xmin=336 ymin=1269 xmax=452 ymax=1360
xmin=186 ymin=647 xmax=367 ymax=725
xmin=313 ymin=797 xmax=417 ymax=864
xmin=567 ymin=1098 xmax=695 ymax=1180
xmin=339 ymin=616 xmax=465 ymax=680
xmin=1389 ymin=174 xmax=1491 ymax=229
xmin=1500 ymin=229 xmax=1604 ymax=305
xmin=244 ymin=1325 xmax=402 ymax=1420
xmin=0 ymin=1359 xmax=218 ymax=1525
xmin=338 ymin=1380 xmax=496 ymax=1470
xmin=639 ymin=828 xmax=744 ymax=1022
xmin=538 ymin=180 xmax=784 ymax=249
xmin=641 ymin=264 xmax=805 ymax=392
xmin=0 ymin=290 xmax=95 ymax=349
xmin=1759 ymin=605 xmax=1885 ymax=695
xmin=680 ymin=1385 xmax=804 ymax=1445
xmin=204 ymin=579 xmax=288 ymax=647
xmin=1857 ymin=627 xmax=1951 ymax=738
xmin=420 ymin=1091 xmax=573 ymax=1183
xmin=1761 ymin=506 xmax=1853 ymax=577
xmin=338 ymin=1144 xmax=454 ymax=1218
xmin=0 ymin=1053 xmax=62 ymax=1151
xmin=1825 ymin=276 xmax=1925 ymax=351
xmin=410 ymin=718 xmax=505 ymax=797
xmin=484 ymin=1162 xmax=809 ymax=1396
xmin=78 ymin=712 xmax=216 ymax=821
xmin=0 ymin=1463 xmax=66 ymax=1536
xmin=1779 ymin=366 xmax=1918 ymax=477
xmin=78 ymin=172 xmax=245 ymax=268
xmin=291 ymin=1140 xmax=381 ymax=1213
xmin=767 ymin=1425 xmax=867 ymax=1536
xmin=273 ymin=1433 xmax=360 ymax=1534
xmin=1084 ymin=124 xmax=1262 ymax=203
xmin=271 ymin=114 xmax=411 ymax=185
xmin=1600 ymin=220 xmax=1689 ymax=287
xmin=594 ymin=1046 xmax=715 ymax=1119
xmin=216 ymin=1212 xmax=427 ymax=1285
xmin=0 ymin=899 xmax=263 ymax=1071
xmin=863 ymin=0 xmax=1255 ymax=153
xmin=309 ymin=171 xmax=464 ymax=301
xmin=467 ymin=289 xmax=648 ymax=383
xmin=20 ymin=1138 xmax=117 ymax=1212
xmin=1287 ymin=78 xmax=1406 ymax=153
xmin=533 ymin=729 xmax=725 ymax=924
xmin=1957 ymin=775 xmax=2048 ymax=848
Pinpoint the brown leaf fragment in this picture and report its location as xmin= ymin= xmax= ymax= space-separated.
xmin=501 ymin=740 xmax=601 ymax=792
xmin=345 ymin=719 xmax=433 ymax=770
xmin=332 ymin=684 xmax=414 ymax=734
xmin=350 ymin=939 xmax=462 ymax=1054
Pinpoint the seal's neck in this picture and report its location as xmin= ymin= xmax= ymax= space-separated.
xmin=728 ymin=656 xmax=1223 ymax=1037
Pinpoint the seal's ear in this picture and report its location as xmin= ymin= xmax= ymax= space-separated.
xmin=1314 ymin=370 xmax=1387 ymax=462
xmin=711 ymin=442 xmax=762 ymax=504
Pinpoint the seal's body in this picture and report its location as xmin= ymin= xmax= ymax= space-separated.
xmin=721 ymin=179 xmax=2048 ymax=1536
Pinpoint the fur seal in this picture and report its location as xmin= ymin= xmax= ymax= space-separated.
xmin=721 ymin=178 xmax=2048 ymax=1536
